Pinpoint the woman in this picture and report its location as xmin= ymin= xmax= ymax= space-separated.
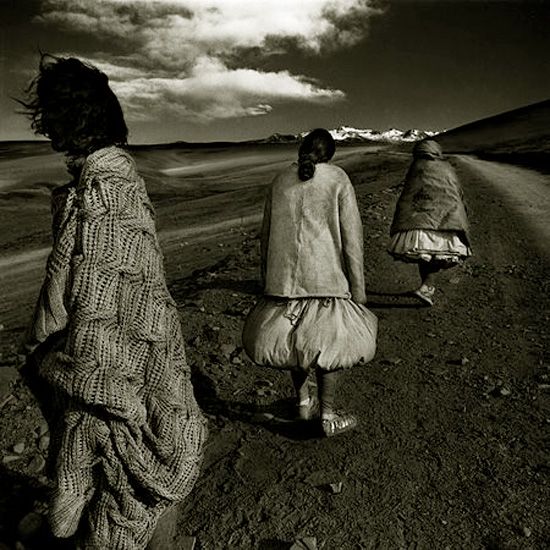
xmin=243 ymin=128 xmax=378 ymax=437
xmin=388 ymin=139 xmax=472 ymax=305
xmin=20 ymin=55 xmax=207 ymax=549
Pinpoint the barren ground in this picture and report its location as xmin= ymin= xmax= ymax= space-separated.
xmin=0 ymin=144 xmax=548 ymax=549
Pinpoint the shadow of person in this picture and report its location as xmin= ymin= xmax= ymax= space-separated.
xmin=189 ymin=365 xmax=321 ymax=441
xmin=366 ymin=290 xmax=425 ymax=309
xmin=192 ymin=278 xmax=262 ymax=296
xmin=0 ymin=465 xmax=73 ymax=549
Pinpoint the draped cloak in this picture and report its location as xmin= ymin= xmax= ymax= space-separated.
xmin=25 ymin=146 xmax=207 ymax=549
xmin=390 ymin=140 xmax=470 ymax=246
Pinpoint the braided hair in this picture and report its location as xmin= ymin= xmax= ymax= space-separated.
xmin=297 ymin=128 xmax=336 ymax=181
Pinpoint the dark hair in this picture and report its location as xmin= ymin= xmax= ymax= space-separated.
xmin=19 ymin=54 xmax=128 ymax=155
xmin=298 ymin=128 xmax=336 ymax=181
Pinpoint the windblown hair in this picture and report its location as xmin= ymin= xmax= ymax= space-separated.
xmin=298 ymin=128 xmax=336 ymax=181
xmin=19 ymin=54 xmax=128 ymax=155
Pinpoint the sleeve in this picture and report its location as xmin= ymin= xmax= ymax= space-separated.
xmin=339 ymin=179 xmax=367 ymax=305
xmin=260 ymin=184 xmax=272 ymax=288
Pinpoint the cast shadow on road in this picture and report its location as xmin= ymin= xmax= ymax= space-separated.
xmin=0 ymin=466 xmax=73 ymax=549
xmin=189 ymin=277 xmax=262 ymax=296
xmin=190 ymin=367 xmax=322 ymax=441
xmin=366 ymin=290 xmax=427 ymax=309
xmin=183 ymin=277 xmax=427 ymax=310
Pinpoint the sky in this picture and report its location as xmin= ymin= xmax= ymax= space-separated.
xmin=0 ymin=0 xmax=549 ymax=144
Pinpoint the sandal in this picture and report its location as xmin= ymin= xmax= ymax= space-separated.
xmin=297 ymin=395 xmax=320 ymax=421
xmin=321 ymin=412 xmax=357 ymax=437
xmin=412 ymin=285 xmax=435 ymax=306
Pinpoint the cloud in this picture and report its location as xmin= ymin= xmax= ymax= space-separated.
xmin=111 ymin=56 xmax=345 ymax=120
xmin=37 ymin=0 xmax=383 ymax=121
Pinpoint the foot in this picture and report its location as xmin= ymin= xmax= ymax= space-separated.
xmin=297 ymin=395 xmax=319 ymax=421
xmin=321 ymin=412 xmax=357 ymax=437
xmin=412 ymin=284 xmax=435 ymax=306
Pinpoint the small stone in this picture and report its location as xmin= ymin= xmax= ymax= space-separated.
xmin=500 ymin=387 xmax=512 ymax=396
xmin=251 ymin=412 xmax=274 ymax=423
xmin=28 ymin=455 xmax=46 ymax=474
xmin=290 ymin=538 xmax=317 ymax=550
xmin=17 ymin=511 xmax=44 ymax=541
xmin=220 ymin=343 xmax=237 ymax=359
xmin=35 ymin=422 xmax=49 ymax=437
xmin=38 ymin=435 xmax=50 ymax=452
xmin=189 ymin=335 xmax=201 ymax=347
xmin=328 ymin=481 xmax=343 ymax=494
xmin=0 ymin=324 xmax=4 ymax=331
xmin=2 ymin=454 xmax=24 ymax=464
xmin=231 ymin=356 xmax=243 ymax=365
xmin=13 ymin=441 xmax=26 ymax=454
xmin=522 ymin=526 xmax=532 ymax=538
xmin=381 ymin=357 xmax=402 ymax=366
xmin=447 ymin=357 xmax=470 ymax=366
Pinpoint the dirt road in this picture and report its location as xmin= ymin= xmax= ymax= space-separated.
xmin=173 ymin=156 xmax=549 ymax=549
xmin=0 ymin=153 xmax=548 ymax=549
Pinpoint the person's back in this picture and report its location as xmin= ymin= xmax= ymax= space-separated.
xmin=265 ymin=162 xmax=357 ymax=298
xmin=244 ymin=128 xmax=377 ymax=437
xmin=388 ymin=139 xmax=472 ymax=306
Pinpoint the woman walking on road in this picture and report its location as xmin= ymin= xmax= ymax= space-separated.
xmin=243 ymin=128 xmax=378 ymax=437
xmin=19 ymin=55 xmax=207 ymax=550
xmin=388 ymin=139 xmax=472 ymax=306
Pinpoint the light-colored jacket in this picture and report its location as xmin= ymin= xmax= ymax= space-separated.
xmin=261 ymin=162 xmax=366 ymax=303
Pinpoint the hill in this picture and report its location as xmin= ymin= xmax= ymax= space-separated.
xmin=436 ymin=99 xmax=550 ymax=171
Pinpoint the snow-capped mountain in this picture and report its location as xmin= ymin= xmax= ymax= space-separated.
xmin=322 ymin=126 xmax=439 ymax=143
xmin=261 ymin=126 xmax=438 ymax=144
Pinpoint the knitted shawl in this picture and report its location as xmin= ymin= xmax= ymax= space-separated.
xmin=27 ymin=146 xmax=207 ymax=549
xmin=390 ymin=140 xmax=470 ymax=245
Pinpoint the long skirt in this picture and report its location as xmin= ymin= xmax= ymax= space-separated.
xmin=242 ymin=297 xmax=378 ymax=372
xmin=388 ymin=229 xmax=471 ymax=264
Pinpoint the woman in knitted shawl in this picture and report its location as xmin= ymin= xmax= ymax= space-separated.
xmin=19 ymin=55 xmax=207 ymax=549
xmin=243 ymin=129 xmax=378 ymax=437
xmin=388 ymin=139 xmax=472 ymax=305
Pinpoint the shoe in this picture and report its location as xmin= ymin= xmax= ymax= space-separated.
xmin=412 ymin=285 xmax=435 ymax=306
xmin=297 ymin=395 xmax=319 ymax=421
xmin=321 ymin=412 xmax=357 ymax=437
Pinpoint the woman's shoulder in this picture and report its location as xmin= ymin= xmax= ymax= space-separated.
xmin=316 ymin=163 xmax=351 ymax=186
xmin=272 ymin=162 xmax=298 ymax=185
xmin=84 ymin=146 xmax=137 ymax=179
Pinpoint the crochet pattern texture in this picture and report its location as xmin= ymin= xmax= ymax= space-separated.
xmin=28 ymin=146 xmax=207 ymax=549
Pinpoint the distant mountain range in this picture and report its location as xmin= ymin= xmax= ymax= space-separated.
xmin=259 ymin=126 xmax=439 ymax=144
